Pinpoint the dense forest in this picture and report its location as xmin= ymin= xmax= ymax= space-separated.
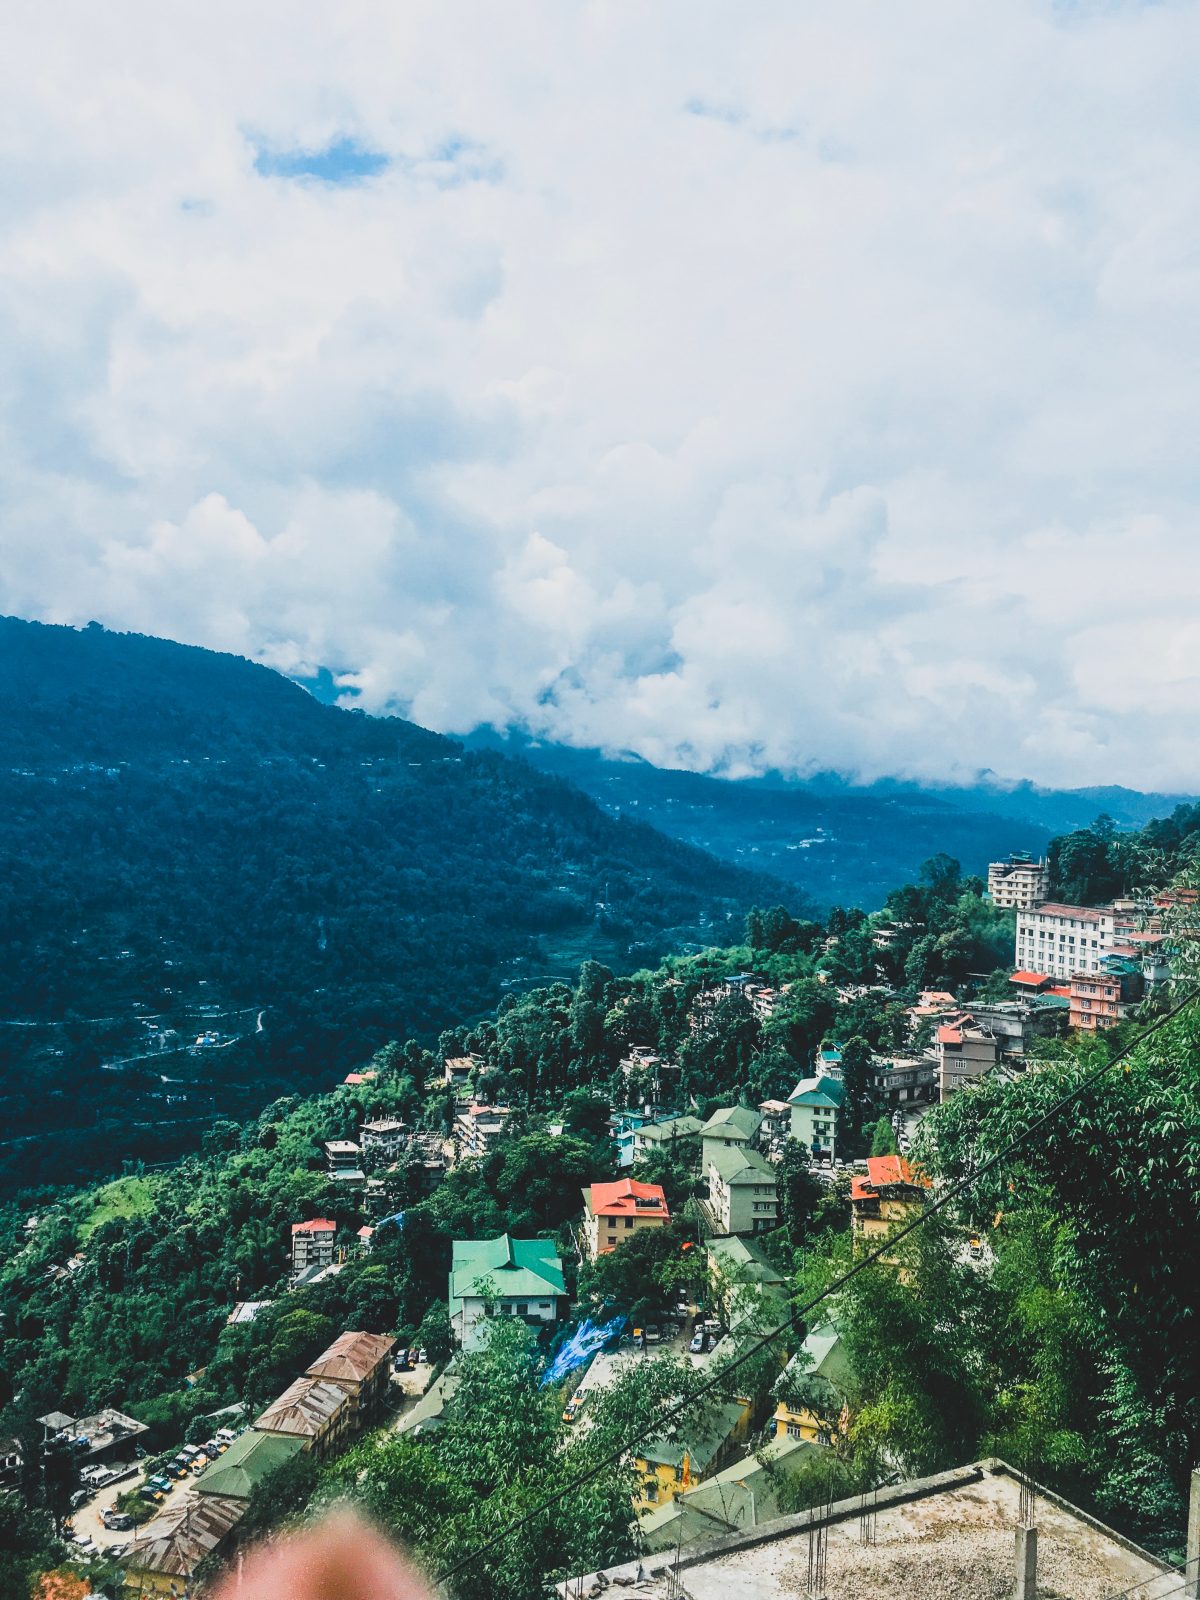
xmin=1046 ymin=805 xmax=1200 ymax=904
xmin=0 ymin=617 xmax=789 ymax=1190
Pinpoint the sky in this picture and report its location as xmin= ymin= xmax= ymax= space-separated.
xmin=1 ymin=2 xmax=1199 ymax=791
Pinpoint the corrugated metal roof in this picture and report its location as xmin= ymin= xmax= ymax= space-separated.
xmin=254 ymin=1376 xmax=349 ymax=1438
xmin=123 ymin=1491 xmax=245 ymax=1578
xmin=306 ymin=1329 xmax=395 ymax=1385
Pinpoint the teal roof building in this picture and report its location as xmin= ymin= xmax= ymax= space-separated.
xmin=449 ymin=1233 xmax=567 ymax=1351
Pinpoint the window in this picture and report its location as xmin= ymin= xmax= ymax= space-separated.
xmin=786 ymin=1422 xmax=804 ymax=1439
xmin=625 ymin=1217 xmax=634 ymax=1228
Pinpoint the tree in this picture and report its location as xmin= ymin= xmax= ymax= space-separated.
xmin=578 ymin=1223 xmax=700 ymax=1326
xmin=836 ymin=1037 xmax=876 ymax=1156
xmin=919 ymin=853 xmax=962 ymax=899
xmin=0 ymin=1492 xmax=67 ymax=1597
xmin=415 ymin=1303 xmax=453 ymax=1366
xmin=869 ymin=1117 xmax=898 ymax=1156
xmin=775 ymin=1139 xmax=824 ymax=1246
xmin=320 ymin=1318 xmax=695 ymax=1600
xmin=913 ymin=1005 xmax=1200 ymax=1548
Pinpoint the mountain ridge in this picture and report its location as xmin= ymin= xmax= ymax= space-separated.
xmin=0 ymin=615 xmax=789 ymax=1189
xmin=460 ymin=728 xmax=1190 ymax=908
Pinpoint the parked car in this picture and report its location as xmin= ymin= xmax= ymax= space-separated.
xmin=71 ymin=1535 xmax=96 ymax=1554
xmin=689 ymin=1329 xmax=707 ymax=1354
xmin=103 ymin=1510 xmax=134 ymax=1531
xmin=69 ymin=1489 xmax=90 ymax=1509
xmin=968 ymin=1236 xmax=983 ymax=1260
xmin=139 ymin=1486 xmax=165 ymax=1504
xmin=104 ymin=1543 xmax=130 ymax=1559
xmin=562 ymin=1391 xmax=586 ymax=1425
xmin=166 ymin=1461 xmax=189 ymax=1480
xmin=643 ymin=1325 xmax=662 ymax=1344
xmin=416 ymin=1347 xmax=428 ymax=1364
xmin=216 ymin=1428 xmax=238 ymax=1444
xmin=148 ymin=1475 xmax=175 ymax=1494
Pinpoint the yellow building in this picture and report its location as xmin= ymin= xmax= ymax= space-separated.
xmin=633 ymin=1399 xmax=751 ymax=1510
xmin=849 ymin=1155 xmax=931 ymax=1250
xmin=772 ymin=1323 xmax=851 ymax=1445
xmin=581 ymin=1177 xmax=670 ymax=1260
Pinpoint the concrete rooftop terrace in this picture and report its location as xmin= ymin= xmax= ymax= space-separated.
xmin=560 ymin=1462 xmax=1181 ymax=1600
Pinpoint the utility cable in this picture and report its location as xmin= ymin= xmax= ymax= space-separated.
xmin=434 ymin=986 xmax=1199 ymax=1586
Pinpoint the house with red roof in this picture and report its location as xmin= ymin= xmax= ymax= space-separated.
xmin=290 ymin=1218 xmax=337 ymax=1278
xmin=582 ymin=1177 xmax=670 ymax=1259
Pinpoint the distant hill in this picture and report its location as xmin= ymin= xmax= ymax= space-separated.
xmin=0 ymin=617 xmax=788 ymax=1189
xmin=463 ymin=732 xmax=1190 ymax=909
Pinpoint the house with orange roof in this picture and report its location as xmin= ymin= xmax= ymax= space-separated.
xmin=582 ymin=1177 xmax=670 ymax=1260
xmin=850 ymin=1156 xmax=932 ymax=1251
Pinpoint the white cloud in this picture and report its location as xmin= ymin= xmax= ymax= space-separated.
xmin=1 ymin=0 xmax=1199 ymax=789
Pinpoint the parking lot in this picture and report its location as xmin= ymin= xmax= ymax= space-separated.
xmin=67 ymin=1433 xmax=246 ymax=1555
xmin=566 ymin=1317 xmax=728 ymax=1430
xmin=68 ymin=1464 xmax=146 ymax=1553
xmin=389 ymin=1358 xmax=435 ymax=1407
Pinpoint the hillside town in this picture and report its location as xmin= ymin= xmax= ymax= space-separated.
xmin=15 ymin=849 xmax=1188 ymax=1597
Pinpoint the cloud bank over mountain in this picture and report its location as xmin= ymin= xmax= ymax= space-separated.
xmin=2 ymin=1 xmax=1199 ymax=789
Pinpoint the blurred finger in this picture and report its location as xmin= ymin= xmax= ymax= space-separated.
xmin=212 ymin=1511 xmax=432 ymax=1600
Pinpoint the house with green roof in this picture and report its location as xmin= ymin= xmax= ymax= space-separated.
xmin=772 ymin=1321 xmax=852 ymax=1445
xmin=706 ymin=1234 xmax=787 ymax=1297
xmin=706 ymin=1143 xmax=779 ymax=1236
xmin=195 ymin=1429 xmax=305 ymax=1501
xmin=787 ymin=1074 xmax=844 ymax=1162
xmin=638 ymin=1433 xmax=826 ymax=1550
xmin=632 ymin=1114 xmax=704 ymax=1161
xmin=449 ymin=1233 xmax=568 ymax=1350
xmin=700 ymin=1105 xmax=763 ymax=1173
xmin=633 ymin=1398 xmax=751 ymax=1509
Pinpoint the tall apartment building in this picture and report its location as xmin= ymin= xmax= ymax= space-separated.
xmin=1014 ymin=902 xmax=1117 ymax=980
xmin=290 ymin=1218 xmax=337 ymax=1278
xmin=987 ymin=855 xmax=1049 ymax=910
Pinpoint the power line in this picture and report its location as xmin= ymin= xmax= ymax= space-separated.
xmin=1100 ymin=1568 xmax=1190 ymax=1600
xmin=434 ymin=985 xmax=1200 ymax=1587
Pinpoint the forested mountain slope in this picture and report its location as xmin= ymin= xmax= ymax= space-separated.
xmin=0 ymin=617 xmax=787 ymax=1188
xmin=465 ymin=731 xmax=1193 ymax=909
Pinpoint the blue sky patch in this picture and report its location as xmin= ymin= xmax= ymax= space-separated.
xmin=253 ymin=135 xmax=389 ymax=185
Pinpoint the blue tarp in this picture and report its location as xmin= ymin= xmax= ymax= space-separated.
xmin=540 ymin=1316 xmax=627 ymax=1388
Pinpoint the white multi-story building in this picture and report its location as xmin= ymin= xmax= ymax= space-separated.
xmin=987 ymin=856 xmax=1049 ymax=911
xmin=1015 ymin=902 xmax=1117 ymax=980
